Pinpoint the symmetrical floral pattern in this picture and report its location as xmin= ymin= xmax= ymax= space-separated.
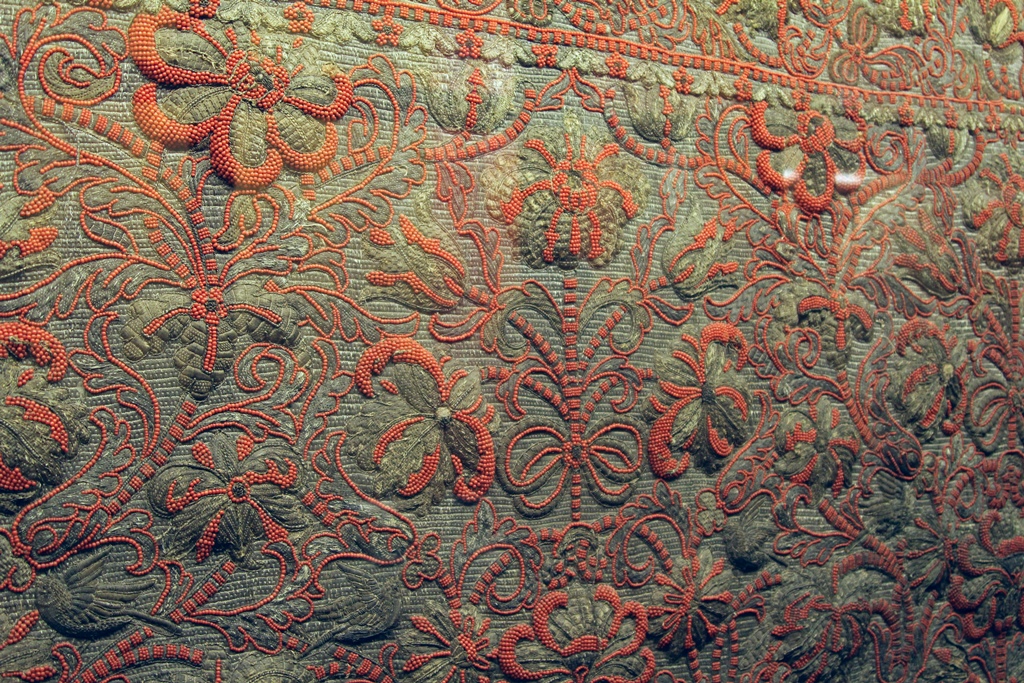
xmin=347 ymin=337 xmax=497 ymax=514
xmin=485 ymin=123 xmax=646 ymax=268
xmin=148 ymin=437 xmax=305 ymax=563
xmin=129 ymin=7 xmax=353 ymax=189
xmin=1 ymin=0 xmax=1024 ymax=681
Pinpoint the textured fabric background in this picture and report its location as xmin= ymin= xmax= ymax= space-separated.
xmin=0 ymin=0 xmax=1021 ymax=681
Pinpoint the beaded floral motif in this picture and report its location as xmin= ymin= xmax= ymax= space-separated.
xmin=2 ymin=0 xmax=1024 ymax=681
xmin=129 ymin=7 xmax=353 ymax=188
xmin=484 ymin=124 xmax=646 ymax=269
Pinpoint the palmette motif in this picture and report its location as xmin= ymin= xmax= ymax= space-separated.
xmin=3 ymin=0 xmax=1024 ymax=681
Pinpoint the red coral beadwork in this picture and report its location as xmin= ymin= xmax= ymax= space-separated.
xmin=2 ymin=0 xmax=1024 ymax=681
xmin=749 ymin=100 xmax=866 ymax=215
xmin=128 ymin=7 xmax=352 ymax=188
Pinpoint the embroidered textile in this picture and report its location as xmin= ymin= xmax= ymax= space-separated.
xmin=0 ymin=0 xmax=1021 ymax=681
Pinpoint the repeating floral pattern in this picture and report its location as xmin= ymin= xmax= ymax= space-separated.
xmin=0 ymin=0 xmax=1024 ymax=681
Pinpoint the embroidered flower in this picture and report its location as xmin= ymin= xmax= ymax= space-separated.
xmin=484 ymin=124 xmax=646 ymax=269
xmin=456 ymin=30 xmax=483 ymax=59
xmin=748 ymin=101 xmax=866 ymax=215
xmin=964 ymin=152 xmax=1024 ymax=270
xmin=968 ymin=278 xmax=1024 ymax=453
xmin=0 ymin=328 xmax=88 ymax=514
xmin=887 ymin=319 xmax=967 ymax=440
xmin=497 ymin=584 xmax=655 ymax=683
xmin=121 ymin=280 xmax=304 ymax=400
xmin=647 ymin=323 xmax=751 ymax=479
xmin=401 ymin=605 xmax=493 ymax=683
xmin=423 ymin=65 xmax=516 ymax=136
xmin=373 ymin=7 xmax=404 ymax=46
xmin=773 ymin=404 xmax=859 ymax=501
xmin=347 ymin=338 xmax=498 ymax=515
xmin=148 ymin=438 xmax=306 ymax=563
xmin=532 ymin=44 xmax=558 ymax=68
xmin=623 ymin=80 xmax=697 ymax=147
xmin=649 ymin=544 xmax=733 ymax=655
xmin=128 ymin=7 xmax=352 ymax=189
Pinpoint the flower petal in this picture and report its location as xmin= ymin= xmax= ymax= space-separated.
xmin=157 ymin=84 xmax=233 ymax=125
xmin=283 ymin=74 xmax=354 ymax=120
xmin=794 ymin=151 xmax=835 ymax=214
xmin=133 ymin=86 xmax=197 ymax=147
xmin=128 ymin=7 xmax=228 ymax=88
xmin=133 ymin=83 xmax=230 ymax=147
xmin=267 ymin=104 xmax=337 ymax=172
xmin=210 ymin=98 xmax=283 ymax=189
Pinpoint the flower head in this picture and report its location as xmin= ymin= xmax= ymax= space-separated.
xmin=129 ymin=8 xmax=352 ymax=189
xmin=749 ymin=101 xmax=865 ymax=215
xmin=484 ymin=125 xmax=646 ymax=269
xmin=148 ymin=437 xmax=306 ymax=563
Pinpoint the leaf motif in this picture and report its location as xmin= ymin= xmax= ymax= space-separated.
xmin=361 ymin=211 xmax=466 ymax=313
xmin=481 ymin=282 xmax=561 ymax=360
xmin=578 ymin=279 xmax=651 ymax=355
xmin=662 ymin=201 xmax=739 ymax=300
xmin=308 ymin=56 xmax=427 ymax=236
